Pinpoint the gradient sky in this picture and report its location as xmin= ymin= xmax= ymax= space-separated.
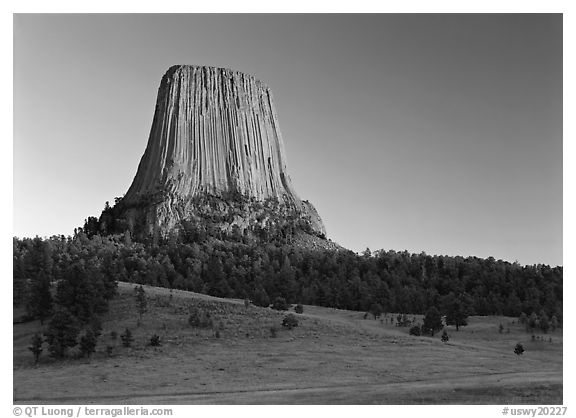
xmin=13 ymin=14 xmax=562 ymax=266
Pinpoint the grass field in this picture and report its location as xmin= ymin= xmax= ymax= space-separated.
xmin=13 ymin=282 xmax=562 ymax=404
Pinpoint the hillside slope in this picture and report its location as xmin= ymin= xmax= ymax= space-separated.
xmin=13 ymin=282 xmax=562 ymax=404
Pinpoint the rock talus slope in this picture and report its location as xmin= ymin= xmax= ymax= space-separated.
xmin=120 ymin=65 xmax=326 ymax=238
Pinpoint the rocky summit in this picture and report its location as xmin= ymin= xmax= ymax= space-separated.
xmin=111 ymin=65 xmax=326 ymax=242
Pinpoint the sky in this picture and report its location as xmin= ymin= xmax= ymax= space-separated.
xmin=13 ymin=14 xmax=563 ymax=266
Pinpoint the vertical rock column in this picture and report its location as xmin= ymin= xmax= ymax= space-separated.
xmin=122 ymin=65 xmax=326 ymax=237
xmin=124 ymin=65 xmax=301 ymax=204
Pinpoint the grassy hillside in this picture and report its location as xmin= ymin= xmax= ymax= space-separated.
xmin=13 ymin=282 xmax=562 ymax=404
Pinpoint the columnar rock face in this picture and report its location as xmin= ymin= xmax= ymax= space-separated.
xmin=119 ymin=65 xmax=326 ymax=238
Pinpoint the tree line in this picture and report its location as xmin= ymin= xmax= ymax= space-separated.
xmin=14 ymin=228 xmax=562 ymax=329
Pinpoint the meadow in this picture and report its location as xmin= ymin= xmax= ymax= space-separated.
xmin=13 ymin=282 xmax=562 ymax=404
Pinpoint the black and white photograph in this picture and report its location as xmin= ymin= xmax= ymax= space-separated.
xmin=11 ymin=10 xmax=566 ymax=409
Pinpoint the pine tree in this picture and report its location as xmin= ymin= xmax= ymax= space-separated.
xmin=28 ymin=333 xmax=44 ymax=364
xmin=423 ymin=306 xmax=443 ymax=336
xmin=26 ymin=272 xmax=53 ymax=324
xmin=443 ymin=292 xmax=470 ymax=331
xmin=79 ymin=329 xmax=98 ymax=358
xmin=518 ymin=312 xmax=528 ymax=325
xmin=120 ymin=328 xmax=134 ymax=348
xmin=252 ymin=287 xmax=270 ymax=308
xmin=528 ymin=312 xmax=539 ymax=331
xmin=45 ymin=308 xmax=80 ymax=359
xmin=369 ymin=303 xmax=383 ymax=319
xmin=550 ymin=315 xmax=559 ymax=331
xmin=539 ymin=311 xmax=550 ymax=333
xmin=134 ymin=285 xmax=147 ymax=321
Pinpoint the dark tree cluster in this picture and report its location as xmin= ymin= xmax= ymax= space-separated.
xmin=14 ymin=235 xmax=118 ymax=360
xmin=14 ymin=212 xmax=562 ymax=359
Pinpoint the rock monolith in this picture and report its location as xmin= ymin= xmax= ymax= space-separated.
xmin=115 ymin=65 xmax=326 ymax=240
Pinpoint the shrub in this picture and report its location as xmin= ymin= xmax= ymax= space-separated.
xmin=282 ymin=314 xmax=299 ymax=330
xmin=409 ymin=325 xmax=421 ymax=336
xmin=514 ymin=343 xmax=525 ymax=355
xmin=441 ymin=330 xmax=449 ymax=343
xmin=121 ymin=328 xmax=134 ymax=348
xmin=272 ymin=297 xmax=290 ymax=311
xmin=294 ymin=304 xmax=304 ymax=314
xmin=110 ymin=331 xmax=118 ymax=340
xmin=149 ymin=334 xmax=161 ymax=347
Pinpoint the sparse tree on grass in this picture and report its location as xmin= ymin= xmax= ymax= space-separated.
xmin=518 ymin=312 xmax=528 ymax=326
xmin=443 ymin=292 xmax=471 ymax=331
xmin=134 ymin=285 xmax=148 ymax=321
xmin=28 ymin=333 xmax=44 ymax=364
xmin=539 ymin=311 xmax=550 ymax=333
xmin=106 ymin=345 xmax=114 ymax=357
xmin=369 ymin=303 xmax=383 ymax=319
xmin=79 ymin=329 xmax=97 ymax=358
xmin=528 ymin=312 xmax=538 ymax=332
xmin=423 ymin=307 xmax=443 ymax=336
xmin=514 ymin=343 xmax=525 ymax=355
xmin=45 ymin=308 xmax=80 ymax=359
xmin=26 ymin=272 xmax=53 ymax=324
xmin=550 ymin=315 xmax=559 ymax=332
xmin=121 ymin=328 xmax=134 ymax=348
